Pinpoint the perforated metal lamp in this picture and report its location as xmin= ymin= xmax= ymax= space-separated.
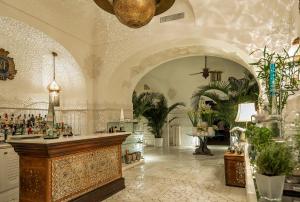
xmin=47 ymin=52 xmax=61 ymax=107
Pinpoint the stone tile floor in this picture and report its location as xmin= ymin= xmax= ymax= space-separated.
xmin=105 ymin=146 xmax=246 ymax=202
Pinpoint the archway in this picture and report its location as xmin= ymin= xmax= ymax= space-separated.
xmin=133 ymin=55 xmax=260 ymax=146
xmin=0 ymin=16 xmax=89 ymax=134
xmin=101 ymin=37 xmax=261 ymax=112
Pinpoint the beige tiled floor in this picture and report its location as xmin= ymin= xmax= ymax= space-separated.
xmin=105 ymin=146 xmax=246 ymax=202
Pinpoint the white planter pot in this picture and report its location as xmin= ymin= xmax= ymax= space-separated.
xmin=155 ymin=138 xmax=164 ymax=147
xmin=207 ymin=127 xmax=215 ymax=136
xmin=255 ymin=173 xmax=285 ymax=201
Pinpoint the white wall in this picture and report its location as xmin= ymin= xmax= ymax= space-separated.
xmin=0 ymin=17 xmax=88 ymax=135
xmin=135 ymin=56 xmax=245 ymax=106
xmin=0 ymin=0 xmax=298 ymax=133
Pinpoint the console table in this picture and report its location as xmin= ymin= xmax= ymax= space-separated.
xmin=8 ymin=133 xmax=129 ymax=202
xmin=187 ymin=133 xmax=214 ymax=155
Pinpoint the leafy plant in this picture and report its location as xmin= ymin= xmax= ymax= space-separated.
xmin=245 ymin=125 xmax=273 ymax=152
xmin=192 ymin=72 xmax=259 ymax=128
xmin=295 ymin=131 xmax=300 ymax=150
xmin=143 ymin=93 xmax=185 ymax=138
xmin=256 ymin=142 xmax=295 ymax=176
xmin=132 ymin=91 xmax=159 ymax=120
xmin=199 ymin=102 xmax=216 ymax=126
xmin=187 ymin=110 xmax=200 ymax=127
xmin=250 ymin=46 xmax=300 ymax=114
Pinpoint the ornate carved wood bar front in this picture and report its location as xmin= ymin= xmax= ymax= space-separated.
xmin=8 ymin=133 xmax=130 ymax=202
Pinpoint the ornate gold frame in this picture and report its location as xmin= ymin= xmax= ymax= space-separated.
xmin=0 ymin=48 xmax=17 ymax=80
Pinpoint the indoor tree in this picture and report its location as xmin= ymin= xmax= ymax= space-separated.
xmin=191 ymin=72 xmax=259 ymax=128
xmin=143 ymin=93 xmax=185 ymax=138
xmin=250 ymin=46 xmax=300 ymax=114
xmin=132 ymin=91 xmax=159 ymax=120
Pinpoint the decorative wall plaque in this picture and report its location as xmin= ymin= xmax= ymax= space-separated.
xmin=0 ymin=48 xmax=17 ymax=80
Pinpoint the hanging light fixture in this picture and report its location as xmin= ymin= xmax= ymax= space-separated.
xmin=47 ymin=52 xmax=61 ymax=107
xmin=93 ymin=0 xmax=175 ymax=28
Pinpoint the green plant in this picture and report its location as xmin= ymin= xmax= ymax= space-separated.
xmin=143 ymin=93 xmax=185 ymax=138
xmin=187 ymin=110 xmax=200 ymax=127
xmin=256 ymin=142 xmax=295 ymax=176
xmin=199 ymin=103 xmax=216 ymax=126
xmin=192 ymin=72 xmax=259 ymax=128
xmin=245 ymin=125 xmax=272 ymax=152
xmin=132 ymin=91 xmax=159 ymax=120
xmin=250 ymin=46 xmax=300 ymax=114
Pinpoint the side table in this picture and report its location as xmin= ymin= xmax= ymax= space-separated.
xmin=224 ymin=152 xmax=245 ymax=187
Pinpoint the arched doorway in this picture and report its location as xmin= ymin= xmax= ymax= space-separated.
xmin=132 ymin=55 xmax=260 ymax=146
xmin=0 ymin=16 xmax=89 ymax=134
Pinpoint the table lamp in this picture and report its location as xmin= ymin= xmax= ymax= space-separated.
xmin=234 ymin=103 xmax=257 ymax=142
xmin=235 ymin=103 xmax=257 ymax=125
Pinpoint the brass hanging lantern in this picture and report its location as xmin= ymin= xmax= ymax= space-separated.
xmin=47 ymin=52 xmax=61 ymax=107
xmin=94 ymin=0 xmax=175 ymax=28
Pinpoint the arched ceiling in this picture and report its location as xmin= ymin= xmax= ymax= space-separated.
xmin=1 ymin=0 xmax=297 ymax=48
xmin=0 ymin=0 xmax=298 ymax=110
xmin=134 ymin=56 xmax=252 ymax=106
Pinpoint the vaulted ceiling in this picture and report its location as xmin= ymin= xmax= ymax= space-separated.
xmin=0 ymin=0 xmax=299 ymax=109
xmin=1 ymin=0 xmax=298 ymax=48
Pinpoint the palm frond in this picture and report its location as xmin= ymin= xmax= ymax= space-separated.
xmin=191 ymin=81 xmax=230 ymax=110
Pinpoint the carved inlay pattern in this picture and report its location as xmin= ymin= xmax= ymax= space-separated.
xmin=20 ymin=169 xmax=43 ymax=197
xmin=20 ymin=169 xmax=42 ymax=196
xmin=51 ymin=145 xmax=121 ymax=201
xmin=235 ymin=161 xmax=245 ymax=185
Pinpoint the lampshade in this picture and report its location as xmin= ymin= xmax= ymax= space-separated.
xmin=288 ymin=37 xmax=300 ymax=62
xmin=235 ymin=103 xmax=257 ymax=122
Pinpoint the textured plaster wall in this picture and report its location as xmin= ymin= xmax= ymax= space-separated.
xmin=93 ymin=0 xmax=298 ymax=109
xmin=0 ymin=17 xmax=88 ymax=134
xmin=0 ymin=0 xmax=299 ymax=132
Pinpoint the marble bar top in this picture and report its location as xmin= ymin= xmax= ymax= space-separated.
xmin=7 ymin=132 xmax=130 ymax=158
xmin=7 ymin=132 xmax=130 ymax=145
xmin=0 ymin=143 xmax=12 ymax=149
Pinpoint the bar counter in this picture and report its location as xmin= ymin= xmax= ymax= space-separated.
xmin=7 ymin=132 xmax=130 ymax=202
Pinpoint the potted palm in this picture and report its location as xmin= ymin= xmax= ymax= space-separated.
xmin=192 ymin=72 xmax=259 ymax=129
xmin=132 ymin=91 xmax=159 ymax=121
xmin=255 ymin=142 xmax=295 ymax=201
xmin=132 ymin=91 xmax=160 ymax=131
xmin=143 ymin=93 xmax=185 ymax=147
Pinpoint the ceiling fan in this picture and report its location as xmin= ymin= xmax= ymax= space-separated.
xmin=189 ymin=56 xmax=216 ymax=79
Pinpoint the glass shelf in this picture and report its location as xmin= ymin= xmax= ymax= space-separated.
xmin=107 ymin=121 xmax=145 ymax=159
